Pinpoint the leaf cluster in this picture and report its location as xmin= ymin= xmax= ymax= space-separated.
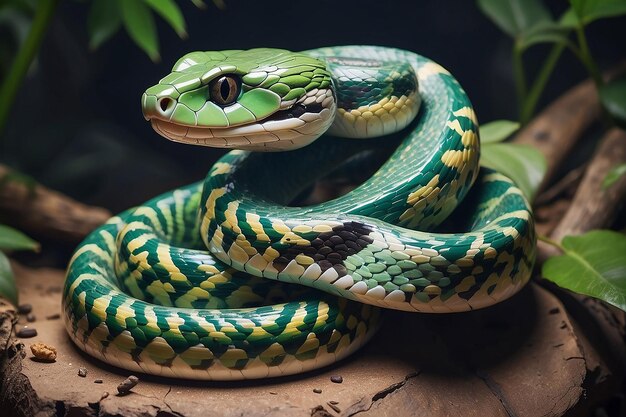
xmin=478 ymin=0 xmax=626 ymax=125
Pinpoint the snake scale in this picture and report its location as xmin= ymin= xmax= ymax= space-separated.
xmin=63 ymin=46 xmax=536 ymax=380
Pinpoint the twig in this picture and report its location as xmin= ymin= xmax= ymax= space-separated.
xmin=534 ymin=164 xmax=586 ymax=206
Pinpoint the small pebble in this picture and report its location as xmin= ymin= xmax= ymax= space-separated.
xmin=26 ymin=314 xmax=36 ymax=322
xmin=46 ymin=313 xmax=61 ymax=320
xmin=117 ymin=375 xmax=139 ymax=395
xmin=17 ymin=304 xmax=32 ymax=314
xmin=30 ymin=342 xmax=57 ymax=362
xmin=327 ymin=402 xmax=341 ymax=413
xmin=16 ymin=327 xmax=37 ymax=338
xmin=78 ymin=367 xmax=88 ymax=377
xmin=313 ymin=388 xmax=322 ymax=394
xmin=94 ymin=379 xmax=103 ymax=384
xmin=330 ymin=375 xmax=343 ymax=384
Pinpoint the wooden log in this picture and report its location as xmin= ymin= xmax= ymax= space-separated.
xmin=0 ymin=164 xmax=111 ymax=243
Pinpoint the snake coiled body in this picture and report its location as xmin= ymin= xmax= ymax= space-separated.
xmin=63 ymin=46 xmax=535 ymax=380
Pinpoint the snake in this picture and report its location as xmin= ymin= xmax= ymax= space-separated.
xmin=63 ymin=46 xmax=536 ymax=380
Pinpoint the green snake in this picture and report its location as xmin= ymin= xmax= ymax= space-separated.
xmin=63 ymin=46 xmax=535 ymax=380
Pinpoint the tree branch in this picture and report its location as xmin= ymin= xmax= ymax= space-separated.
xmin=0 ymin=164 xmax=111 ymax=243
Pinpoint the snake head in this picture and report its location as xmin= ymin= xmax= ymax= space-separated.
xmin=142 ymin=48 xmax=336 ymax=151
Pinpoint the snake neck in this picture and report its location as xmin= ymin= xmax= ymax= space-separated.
xmin=322 ymin=56 xmax=421 ymax=139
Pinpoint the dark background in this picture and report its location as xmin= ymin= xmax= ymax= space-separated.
xmin=2 ymin=0 xmax=625 ymax=213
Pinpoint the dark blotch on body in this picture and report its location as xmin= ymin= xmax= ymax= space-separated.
xmin=273 ymin=221 xmax=373 ymax=275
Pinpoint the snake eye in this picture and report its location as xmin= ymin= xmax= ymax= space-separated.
xmin=209 ymin=75 xmax=240 ymax=106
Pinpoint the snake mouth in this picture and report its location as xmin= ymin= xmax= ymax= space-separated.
xmin=150 ymin=97 xmax=336 ymax=151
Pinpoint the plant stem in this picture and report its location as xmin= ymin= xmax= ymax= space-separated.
xmin=538 ymin=234 xmax=565 ymax=252
xmin=520 ymin=43 xmax=565 ymax=125
xmin=513 ymin=42 xmax=527 ymax=118
xmin=574 ymin=25 xmax=614 ymax=127
xmin=0 ymin=0 xmax=60 ymax=141
xmin=575 ymin=26 xmax=603 ymax=87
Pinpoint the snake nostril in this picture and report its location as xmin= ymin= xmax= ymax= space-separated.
xmin=158 ymin=97 xmax=174 ymax=113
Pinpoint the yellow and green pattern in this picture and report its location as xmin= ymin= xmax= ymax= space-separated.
xmin=63 ymin=46 xmax=535 ymax=380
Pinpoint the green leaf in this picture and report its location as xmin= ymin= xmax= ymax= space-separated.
xmin=142 ymin=0 xmax=187 ymax=38
xmin=480 ymin=120 xmax=520 ymax=143
xmin=0 ymin=251 xmax=17 ymax=306
xmin=569 ymin=0 xmax=626 ymax=25
xmin=518 ymin=22 xmax=573 ymax=50
xmin=559 ymin=7 xmax=580 ymax=28
xmin=543 ymin=230 xmax=626 ymax=311
xmin=477 ymin=0 xmax=552 ymax=38
xmin=603 ymin=162 xmax=626 ymax=188
xmin=87 ymin=0 xmax=122 ymax=50
xmin=118 ymin=0 xmax=160 ymax=61
xmin=0 ymin=225 xmax=39 ymax=251
xmin=480 ymin=142 xmax=546 ymax=200
xmin=599 ymin=79 xmax=626 ymax=124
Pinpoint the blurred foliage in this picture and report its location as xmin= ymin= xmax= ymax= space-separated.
xmin=0 ymin=0 xmax=35 ymax=82
xmin=0 ymin=251 xmax=17 ymax=305
xmin=603 ymin=162 xmax=626 ymax=188
xmin=478 ymin=0 xmax=626 ymax=125
xmin=87 ymin=0 xmax=226 ymax=61
xmin=0 ymin=224 xmax=38 ymax=305
xmin=90 ymin=0 xmax=186 ymax=61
